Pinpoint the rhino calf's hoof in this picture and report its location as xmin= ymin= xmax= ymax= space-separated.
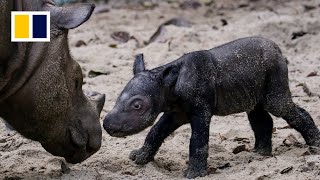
xmin=309 ymin=141 xmax=320 ymax=149
xmin=129 ymin=148 xmax=154 ymax=165
xmin=252 ymin=148 xmax=272 ymax=156
xmin=184 ymin=166 xmax=208 ymax=179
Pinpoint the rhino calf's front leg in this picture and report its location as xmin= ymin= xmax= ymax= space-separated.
xmin=130 ymin=112 xmax=188 ymax=164
xmin=184 ymin=109 xmax=211 ymax=179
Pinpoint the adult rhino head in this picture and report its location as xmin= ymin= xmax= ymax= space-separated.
xmin=0 ymin=0 xmax=105 ymax=163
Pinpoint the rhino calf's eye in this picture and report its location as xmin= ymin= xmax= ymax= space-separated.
xmin=134 ymin=104 xmax=141 ymax=110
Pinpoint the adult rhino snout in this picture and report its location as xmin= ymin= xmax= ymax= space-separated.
xmin=66 ymin=118 xmax=102 ymax=164
xmin=63 ymin=92 xmax=105 ymax=164
xmin=41 ymin=91 xmax=106 ymax=164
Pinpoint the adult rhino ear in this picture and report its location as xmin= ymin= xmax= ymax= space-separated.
xmin=160 ymin=66 xmax=179 ymax=87
xmin=50 ymin=3 xmax=95 ymax=29
xmin=133 ymin=54 xmax=146 ymax=75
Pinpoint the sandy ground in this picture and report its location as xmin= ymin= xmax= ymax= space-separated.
xmin=1 ymin=0 xmax=320 ymax=179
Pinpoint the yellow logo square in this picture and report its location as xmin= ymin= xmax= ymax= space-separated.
xmin=14 ymin=15 xmax=29 ymax=38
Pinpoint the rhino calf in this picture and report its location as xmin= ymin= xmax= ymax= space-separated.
xmin=103 ymin=37 xmax=320 ymax=178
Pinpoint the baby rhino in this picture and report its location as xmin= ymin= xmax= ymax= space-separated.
xmin=103 ymin=37 xmax=320 ymax=178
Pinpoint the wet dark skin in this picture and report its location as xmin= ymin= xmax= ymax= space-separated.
xmin=0 ymin=0 xmax=105 ymax=163
xmin=103 ymin=37 xmax=320 ymax=178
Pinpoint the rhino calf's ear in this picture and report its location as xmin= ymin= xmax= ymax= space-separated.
xmin=133 ymin=54 xmax=146 ymax=75
xmin=56 ymin=4 xmax=95 ymax=29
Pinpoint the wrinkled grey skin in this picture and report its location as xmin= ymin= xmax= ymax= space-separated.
xmin=0 ymin=0 xmax=105 ymax=164
xmin=104 ymin=37 xmax=320 ymax=178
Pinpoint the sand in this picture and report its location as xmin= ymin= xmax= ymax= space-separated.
xmin=1 ymin=0 xmax=320 ymax=179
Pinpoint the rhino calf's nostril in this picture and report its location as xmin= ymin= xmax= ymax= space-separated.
xmin=103 ymin=121 xmax=122 ymax=136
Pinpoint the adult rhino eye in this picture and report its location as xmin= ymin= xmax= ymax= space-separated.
xmin=75 ymin=80 xmax=81 ymax=90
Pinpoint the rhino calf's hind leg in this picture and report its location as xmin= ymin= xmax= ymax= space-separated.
xmin=130 ymin=112 xmax=188 ymax=165
xmin=247 ymin=105 xmax=273 ymax=156
xmin=282 ymin=104 xmax=320 ymax=147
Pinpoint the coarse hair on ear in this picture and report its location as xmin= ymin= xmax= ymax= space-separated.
xmin=133 ymin=54 xmax=146 ymax=75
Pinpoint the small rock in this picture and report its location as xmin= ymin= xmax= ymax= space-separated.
xmin=303 ymin=5 xmax=316 ymax=11
xmin=218 ymin=162 xmax=231 ymax=169
xmin=256 ymin=175 xmax=270 ymax=180
xmin=163 ymin=17 xmax=192 ymax=27
xmin=142 ymin=1 xmax=157 ymax=9
xmin=38 ymin=166 xmax=46 ymax=173
xmin=4 ymin=176 xmax=22 ymax=180
xmin=299 ymin=165 xmax=310 ymax=172
xmin=302 ymin=82 xmax=317 ymax=97
xmin=277 ymin=125 xmax=292 ymax=129
xmin=234 ymin=137 xmax=248 ymax=141
xmin=283 ymin=134 xmax=301 ymax=147
xmin=111 ymin=31 xmax=130 ymax=43
xmin=210 ymin=144 xmax=227 ymax=152
xmin=280 ymin=166 xmax=293 ymax=174
xmin=306 ymin=71 xmax=318 ymax=77
xmin=221 ymin=19 xmax=228 ymax=26
xmin=208 ymin=166 xmax=217 ymax=173
xmin=298 ymin=162 xmax=319 ymax=174
xmin=212 ymin=26 xmax=218 ymax=30
xmin=95 ymin=7 xmax=110 ymax=14
xmin=307 ymin=162 xmax=316 ymax=169
xmin=232 ymin=144 xmax=246 ymax=154
xmin=180 ymin=0 xmax=202 ymax=10
xmin=146 ymin=17 xmax=192 ymax=45
xmin=122 ymin=171 xmax=134 ymax=176
xmin=296 ymin=83 xmax=304 ymax=87
xmin=239 ymin=4 xmax=249 ymax=8
xmin=109 ymin=44 xmax=117 ymax=48
xmin=234 ymin=137 xmax=250 ymax=143
xmin=300 ymin=150 xmax=311 ymax=156
xmin=291 ymin=31 xmax=307 ymax=40
xmin=219 ymin=133 xmax=227 ymax=141
xmin=308 ymin=146 xmax=320 ymax=154
xmin=88 ymin=70 xmax=111 ymax=78
xmin=75 ymin=40 xmax=87 ymax=47
xmin=200 ymin=0 xmax=213 ymax=6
